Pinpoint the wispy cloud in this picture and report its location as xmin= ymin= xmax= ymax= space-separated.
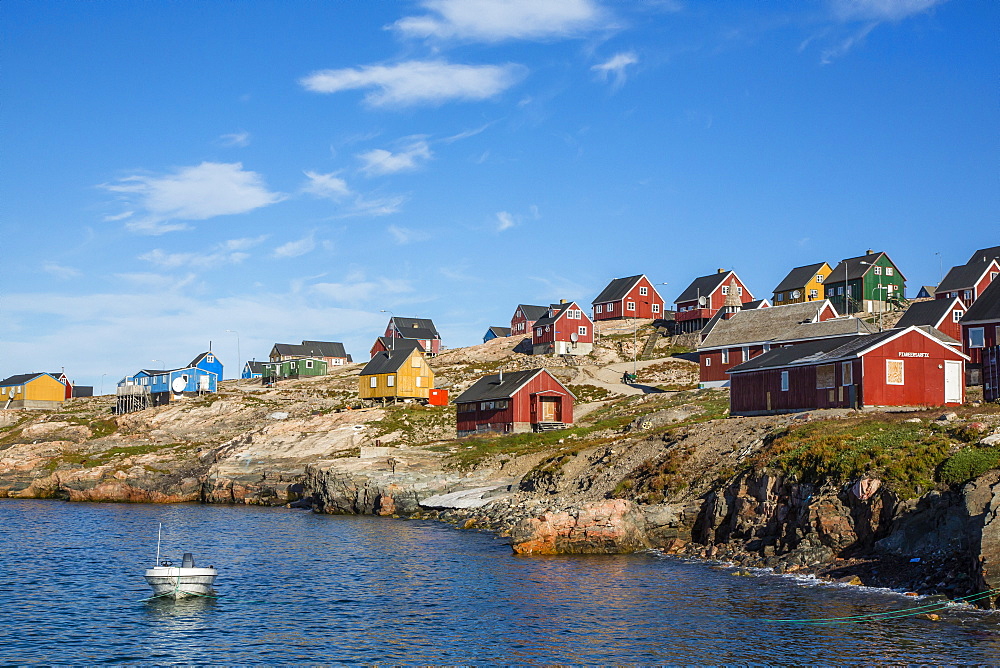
xmin=102 ymin=162 xmax=285 ymax=234
xmin=311 ymin=275 xmax=415 ymax=306
xmin=218 ymin=131 xmax=251 ymax=147
xmin=42 ymin=263 xmax=81 ymax=279
xmin=103 ymin=210 xmax=134 ymax=222
xmin=303 ymin=170 xmax=352 ymax=199
xmin=299 ymin=60 xmax=525 ymax=107
xmin=302 ymin=171 xmax=407 ymax=217
xmin=138 ymin=236 xmax=268 ymax=269
xmin=442 ymin=123 xmax=493 ymax=143
xmin=358 ymin=138 xmax=433 ymax=176
xmin=592 ymin=51 xmax=638 ymax=89
xmin=828 ymin=0 xmax=947 ymax=22
xmin=387 ymin=224 xmax=431 ymax=245
xmin=495 ymin=211 xmax=516 ymax=232
xmin=273 ymin=234 xmax=317 ymax=259
xmin=391 ymin=0 xmax=609 ymax=42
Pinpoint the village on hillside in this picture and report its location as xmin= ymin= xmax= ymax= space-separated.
xmin=3 ymin=245 xmax=998 ymax=433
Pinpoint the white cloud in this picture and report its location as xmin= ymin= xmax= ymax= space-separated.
xmin=303 ymin=170 xmax=351 ymax=199
xmin=829 ymin=0 xmax=946 ymax=22
xmin=103 ymin=210 xmax=134 ymax=222
xmin=102 ymin=162 xmax=285 ymax=234
xmin=218 ymin=131 xmax=251 ymax=147
xmin=387 ymin=224 xmax=431 ymax=245
xmin=495 ymin=211 xmax=516 ymax=231
xmin=592 ymin=51 xmax=638 ymax=89
xmin=311 ymin=276 xmax=415 ymax=306
xmin=42 ymin=263 xmax=81 ymax=279
xmin=392 ymin=0 xmax=607 ymax=42
xmin=299 ymin=60 xmax=524 ymax=107
xmin=358 ymin=138 xmax=433 ymax=176
xmin=138 ymin=236 xmax=267 ymax=269
xmin=273 ymin=234 xmax=316 ymax=259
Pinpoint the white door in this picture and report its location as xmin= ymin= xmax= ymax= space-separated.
xmin=944 ymin=360 xmax=962 ymax=404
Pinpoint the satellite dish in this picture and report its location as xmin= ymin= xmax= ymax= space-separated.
xmin=571 ymin=332 xmax=579 ymax=343
xmin=698 ymin=296 xmax=707 ymax=306
xmin=792 ymin=290 xmax=801 ymax=299
xmin=7 ymin=388 xmax=15 ymax=398
xmin=171 ymin=377 xmax=186 ymax=393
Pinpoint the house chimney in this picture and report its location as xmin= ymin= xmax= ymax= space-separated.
xmin=866 ymin=249 xmax=874 ymax=255
xmin=560 ymin=299 xmax=567 ymax=304
xmin=717 ymin=268 xmax=725 ymax=274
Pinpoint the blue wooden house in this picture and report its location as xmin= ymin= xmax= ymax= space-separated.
xmin=117 ymin=351 xmax=222 ymax=409
xmin=242 ymin=360 xmax=265 ymax=379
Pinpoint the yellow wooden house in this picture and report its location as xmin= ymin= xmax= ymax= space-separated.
xmin=0 ymin=373 xmax=67 ymax=410
xmin=772 ymin=262 xmax=833 ymax=305
xmin=358 ymin=346 xmax=434 ymax=403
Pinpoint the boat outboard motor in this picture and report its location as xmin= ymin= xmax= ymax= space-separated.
xmin=182 ymin=553 xmax=195 ymax=568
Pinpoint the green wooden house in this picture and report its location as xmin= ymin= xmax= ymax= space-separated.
xmin=826 ymin=250 xmax=906 ymax=315
xmin=262 ymin=357 xmax=328 ymax=383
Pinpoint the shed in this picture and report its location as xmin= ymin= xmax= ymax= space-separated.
xmin=454 ymin=368 xmax=575 ymax=437
xmin=358 ymin=347 xmax=434 ymax=403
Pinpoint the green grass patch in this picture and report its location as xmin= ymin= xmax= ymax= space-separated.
xmin=370 ymin=403 xmax=457 ymax=444
xmin=566 ymin=384 xmax=612 ymax=404
xmin=939 ymin=447 xmax=1000 ymax=485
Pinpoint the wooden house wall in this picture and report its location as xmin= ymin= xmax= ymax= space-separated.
xmin=456 ymin=371 xmax=574 ymax=433
xmin=730 ymin=359 xmax=862 ymax=414
xmin=961 ymin=322 xmax=999 ymax=366
xmin=358 ymin=351 xmax=433 ymax=400
xmin=10 ymin=375 xmax=67 ymax=402
xmin=594 ymin=276 xmax=665 ymax=320
xmin=532 ymin=304 xmax=593 ymax=345
xmin=510 ymin=309 xmax=537 ymax=336
xmin=860 ymin=331 xmax=965 ymax=407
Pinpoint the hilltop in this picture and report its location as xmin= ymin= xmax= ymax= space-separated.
xmin=2 ymin=323 xmax=1000 ymax=607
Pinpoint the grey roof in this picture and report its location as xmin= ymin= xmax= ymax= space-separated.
xmin=533 ymin=302 xmax=574 ymax=328
xmin=244 ymin=360 xmax=266 ymax=373
xmin=772 ymin=316 xmax=877 ymax=342
xmin=936 ymin=261 xmax=997 ymax=293
xmin=515 ymin=304 xmax=549 ymax=322
xmin=454 ymin=368 xmax=574 ymax=404
xmin=729 ymin=326 xmax=958 ymax=374
xmin=300 ymin=340 xmax=349 ymax=358
xmin=699 ymin=301 xmax=832 ymax=350
xmin=896 ymin=298 xmax=960 ymax=329
xmin=744 ymin=299 xmax=770 ymax=309
xmin=487 ymin=326 xmax=511 ymax=337
xmin=675 ymin=271 xmax=733 ymax=304
xmin=968 ymin=246 xmax=1000 ymax=264
xmin=360 ymin=348 xmax=420 ymax=376
xmin=592 ymin=275 xmax=645 ymax=305
xmin=828 ymin=251 xmax=905 ymax=283
xmin=772 ymin=262 xmax=829 ymax=293
xmin=699 ymin=299 xmax=768 ymax=340
xmin=373 ymin=337 xmax=424 ymax=354
xmin=0 ymin=372 xmax=53 ymax=387
xmin=962 ymin=278 xmax=1000 ymax=323
xmin=391 ymin=317 xmax=440 ymax=341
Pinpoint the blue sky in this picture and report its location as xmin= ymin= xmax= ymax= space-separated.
xmin=2 ymin=0 xmax=997 ymax=390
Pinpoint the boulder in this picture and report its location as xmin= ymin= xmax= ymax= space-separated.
xmin=511 ymin=499 xmax=650 ymax=555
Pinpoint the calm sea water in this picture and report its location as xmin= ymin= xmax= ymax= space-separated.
xmin=0 ymin=500 xmax=996 ymax=664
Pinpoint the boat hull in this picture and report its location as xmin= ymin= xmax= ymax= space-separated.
xmin=143 ymin=566 xmax=217 ymax=599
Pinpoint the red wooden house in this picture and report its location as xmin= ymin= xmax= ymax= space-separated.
xmin=369 ymin=337 xmax=424 ymax=359
xmin=895 ymin=296 xmax=966 ymax=343
xmin=592 ymin=274 xmax=665 ymax=321
xmin=454 ymin=368 xmax=575 ymax=437
xmin=531 ymin=301 xmax=594 ymax=356
xmin=385 ymin=317 xmax=441 ymax=356
xmin=674 ymin=270 xmax=754 ymax=333
xmin=960 ymin=278 xmax=1000 ymax=385
xmin=935 ymin=257 xmax=999 ymax=307
xmin=728 ymin=326 xmax=967 ymax=415
xmin=510 ymin=304 xmax=549 ymax=338
xmin=697 ymin=300 xmax=861 ymax=387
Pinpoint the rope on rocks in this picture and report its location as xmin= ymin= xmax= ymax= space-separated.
xmin=764 ymin=587 xmax=1000 ymax=624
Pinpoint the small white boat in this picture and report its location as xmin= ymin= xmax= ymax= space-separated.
xmin=143 ymin=524 xmax=217 ymax=600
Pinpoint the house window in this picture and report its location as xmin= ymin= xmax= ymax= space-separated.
xmin=370 ymin=377 xmax=377 ymax=388
xmin=842 ymin=362 xmax=853 ymax=386
xmin=886 ymin=359 xmax=904 ymax=385
xmin=387 ymin=375 xmax=395 ymax=387
xmin=626 ymin=301 xmax=635 ymax=311
xmin=763 ymin=343 xmax=771 ymax=352
xmin=639 ymin=286 xmax=648 ymax=296
xmin=458 ymin=403 xmax=475 ymax=413
xmin=886 ymin=267 xmax=894 ymax=276
xmin=411 ymin=356 xmax=421 ymax=368
xmin=578 ymin=326 xmax=587 ymax=336
xmin=953 ymin=310 xmax=964 ymax=323
xmin=704 ymin=357 xmax=711 ymax=367
xmin=969 ymin=327 xmax=985 ymax=348
xmin=652 ymin=304 xmax=660 ymax=313
xmin=873 ymin=266 xmax=882 ymax=275
xmin=535 ymin=328 xmax=542 ymax=337
xmin=737 ymin=287 xmax=743 ymax=296
xmin=574 ymin=309 xmax=582 ymax=319
xmin=809 ymin=289 xmax=818 ymax=298
xmin=721 ymin=350 xmax=729 ymax=364
xmin=776 ymin=293 xmax=784 ymax=302
xmin=816 ymin=364 xmax=835 ymax=389
xmin=305 ymin=360 xmax=313 ymax=369
xmin=742 ymin=346 xmax=750 ymax=361
xmin=816 ymin=274 xmax=824 ymax=283
xmin=964 ymin=290 xmax=973 ymax=303
xmin=721 ymin=286 xmax=729 ymax=295
xmin=596 ymin=304 xmax=602 ymax=314
xmin=780 ymin=371 xmax=789 ymax=392
xmin=415 ymin=376 xmax=423 ymax=387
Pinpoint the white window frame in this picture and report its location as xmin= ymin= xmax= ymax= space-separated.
xmin=968 ymin=327 xmax=985 ymax=348
xmin=721 ymin=285 xmax=729 ymax=295
xmin=886 ymin=267 xmax=894 ymax=276
xmin=596 ymin=304 xmax=602 ymax=314
xmin=809 ymin=289 xmax=818 ymax=298
xmin=737 ymin=286 xmax=743 ymax=296
xmin=370 ymin=377 xmax=378 ymax=388
xmin=886 ymin=359 xmax=905 ymax=385
xmin=704 ymin=357 xmax=711 ymax=367
xmin=842 ymin=361 xmax=853 ymax=386
xmin=305 ymin=360 xmax=313 ymax=369
xmin=626 ymin=301 xmax=635 ymax=311
xmin=873 ymin=266 xmax=882 ymax=275
xmin=578 ymin=326 xmax=587 ymax=336
xmin=639 ymin=286 xmax=648 ymax=296
xmin=763 ymin=343 xmax=771 ymax=352
xmin=953 ymin=310 xmax=964 ymax=323
xmin=780 ymin=371 xmax=789 ymax=392
xmin=721 ymin=350 xmax=729 ymax=364
xmin=415 ymin=376 xmax=423 ymax=387
xmin=535 ymin=328 xmax=543 ymax=337
xmin=964 ymin=290 xmax=973 ymax=303
xmin=816 ymin=274 xmax=824 ymax=283
xmin=652 ymin=304 xmax=660 ymax=313
xmin=387 ymin=375 xmax=395 ymax=387
xmin=742 ymin=346 xmax=750 ymax=361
